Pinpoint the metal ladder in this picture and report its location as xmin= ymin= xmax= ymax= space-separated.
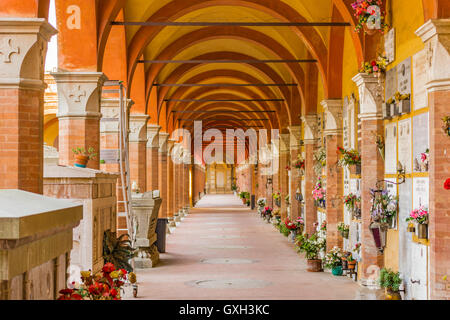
xmin=102 ymin=80 xmax=135 ymax=247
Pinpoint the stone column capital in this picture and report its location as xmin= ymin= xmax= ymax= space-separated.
xmin=288 ymin=126 xmax=302 ymax=150
xmin=52 ymin=71 xmax=108 ymax=119
xmin=301 ymin=114 xmax=318 ymax=144
xmin=158 ymin=132 xmax=170 ymax=153
xmin=416 ymin=19 xmax=450 ymax=92
xmin=129 ymin=114 xmax=150 ymax=143
xmin=147 ymin=124 xmax=161 ymax=148
xmin=321 ymin=99 xmax=343 ymax=135
xmin=352 ymin=73 xmax=384 ymax=121
xmin=279 ymin=133 xmax=290 ymax=153
xmin=0 ymin=18 xmax=57 ymax=90
xmin=100 ymin=98 xmax=133 ymax=134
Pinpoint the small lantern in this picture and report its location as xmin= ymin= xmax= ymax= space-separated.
xmin=369 ymin=221 xmax=387 ymax=253
xmin=295 ymin=188 xmax=303 ymax=202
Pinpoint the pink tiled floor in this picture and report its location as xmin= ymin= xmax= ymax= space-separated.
xmin=133 ymin=194 xmax=371 ymax=300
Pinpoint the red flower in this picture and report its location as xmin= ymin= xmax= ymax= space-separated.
xmin=444 ymin=178 xmax=450 ymax=190
xmin=70 ymin=293 xmax=83 ymax=300
xmin=371 ymin=60 xmax=377 ymax=66
xmin=102 ymin=262 xmax=115 ymax=274
xmin=59 ymin=289 xmax=74 ymax=295
xmin=110 ymin=288 xmax=118 ymax=297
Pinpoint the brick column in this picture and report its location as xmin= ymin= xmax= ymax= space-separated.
xmin=166 ymin=139 xmax=176 ymax=229
xmin=129 ymin=114 xmax=149 ymax=192
xmin=279 ymin=134 xmax=290 ymax=219
xmin=353 ymin=73 xmax=385 ymax=286
xmin=52 ymin=72 xmax=107 ymax=170
xmin=0 ymin=19 xmax=57 ymax=194
xmin=288 ymin=126 xmax=302 ymax=219
xmin=416 ymin=20 xmax=450 ymax=299
xmin=183 ymin=150 xmax=191 ymax=214
xmin=146 ymin=124 xmax=161 ymax=191
xmin=302 ymin=115 xmax=318 ymax=236
xmin=158 ymin=132 xmax=170 ymax=218
xmin=322 ymin=99 xmax=344 ymax=251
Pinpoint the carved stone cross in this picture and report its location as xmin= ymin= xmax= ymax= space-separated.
xmin=0 ymin=38 xmax=20 ymax=63
xmin=69 ymin=85 xmax=86 ymax=103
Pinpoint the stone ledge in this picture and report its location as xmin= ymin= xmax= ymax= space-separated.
xmin=44 ymin=165 xmax=119 ymax=179
xmin=0 ymin=189 xmax=83 ymax=240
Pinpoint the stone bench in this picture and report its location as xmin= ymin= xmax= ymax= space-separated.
xmin=0 ymin=190 xmax=82 ymax=300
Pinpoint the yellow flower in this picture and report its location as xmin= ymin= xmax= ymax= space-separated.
xmin=80 ymin=271 xmax=91 ymax=279
xmin=443 ymin=275 xmax=448 ymax=281
xmin=110 ymin=271 xmax=120 ymax=279
xmin=129 ymin=272 xmax=137 ymax=284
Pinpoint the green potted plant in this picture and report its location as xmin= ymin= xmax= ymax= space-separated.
xmin=72 ymin=147 xmax=97 ymax=168
xmin=337 ymin=222 xmax=350 ymax=239
xmin=298 ymin=233 xmax=326 ymax=272
xmin=379 ymin=268 xmax=403 ymax=300
xmin=346 ymin=254 xmax=357 ymax=270
xmin=324 ymin=246 xmax=344 ymax=276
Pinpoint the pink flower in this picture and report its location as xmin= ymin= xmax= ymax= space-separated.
xmin=373 ymin=66 xmax=379 ymax=72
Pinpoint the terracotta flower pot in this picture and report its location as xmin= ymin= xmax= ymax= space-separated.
xmin=75 ymin=155 xmax=89 ymax=168
xmin=347 ymin=260 xmax=357 ymax=270
xmin=306 ymin=259 xmax=323 ymax=272
xmin=364 ymin=24 xmax=378 ymax=35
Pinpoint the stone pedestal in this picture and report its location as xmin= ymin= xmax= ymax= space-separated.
xmin=132 ymin=192 xmax=162 ymax=269
xmin=0 ymin=18 xmax=57 ymax=194
xmin=322 ymin=99 xmax=344 ymax=251
xmin=43 ymin=165 xmax=119 ymax=274
xmin=0 ymin=189 xmax=82 ymax=300
xmin=51 ymin=72 xmax=107 ymax=170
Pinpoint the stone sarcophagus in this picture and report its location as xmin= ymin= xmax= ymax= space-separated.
xmin=0 ymin=190 xmax=82 ymax=300
xmin=43 ymin=165 xmax=119 ymax=274
xmin=132 ymin=191 xmax=162 ymax=268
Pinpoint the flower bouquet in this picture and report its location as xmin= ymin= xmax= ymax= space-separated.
xmin=273 ymin=191 xmax=281 ymax=207
xmin=58 ymin=263 xmax=137 ymax=300
xmin=312 ymin=178 xmax=326 ymax=208
xmin=320 ymin=220 xmax=327 ymax=231
xmin=351 ymin=0 xmax=388 ymax=34
xmin=324 ymin=246 xmax=344 ymax=276
xmin=337 ymin=147 xmax=361 ymax=174
xmin=360 ymin=55 xmax=388 ymax=76
xmin=370 ymin=188 xmax=398 ymax=228
xmin=406 ymin=206 xmax=429 ymax=239
xmin=337 ymin=222 xmax=350 ymax=239
xmin=313 ymin=147 xmax=326 ymax=176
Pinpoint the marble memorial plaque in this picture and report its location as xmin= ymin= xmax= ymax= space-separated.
xmin=385 ymin=122 xmax=398 ymax=174
xmin=413 ymin=49 xmax=428 ymax=110
xmin=398 ymin=119 xmax=412 ymax=173
xmin=397 ymin=57 xmax=412 ymax=95
xmin=100 ymin=149 xmax=119 ymax=164
xmin=413 ymin=178 xmax=429 ymax=209
xmin=385 ymin=28 xmax=396 ymax=64
xmin=385 ymin=67 xmax=397 ymax=101
xmin=413 ymin=112 xmax=429 ymax=172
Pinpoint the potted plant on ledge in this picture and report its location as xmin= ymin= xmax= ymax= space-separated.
xmin=72 ymin=147 xmax=97 ymax=168
xmin=379 ymin=268 xmax=403 ymax=300
xmin=298 ymin=233 xmax=326 ymax=272
xmin=324 ymin=246 xmax=344 ymax=276
xmin=337 ymin=222 xmax=350 ymax=239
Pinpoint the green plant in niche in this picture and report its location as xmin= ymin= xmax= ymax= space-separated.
xmin=103 ymin=230 xmax=136 ymax=273
xmin=379 ymin=268 xmax=402 ymax=292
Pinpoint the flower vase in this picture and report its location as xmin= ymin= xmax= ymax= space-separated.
xmin=407 ymin=223 xmax=416 ymax=233
xmin=420 ymin=162 xmax=428 ymax=172
xmin=417 ymin=224 xmax=428 ymax=240
xmin=342 ymin=230 xmax=349 ymax=239
xmin=363 ymin=24 xmax=377 ymax=35
xmin=331 ymin=265 xmax=343 ymax=276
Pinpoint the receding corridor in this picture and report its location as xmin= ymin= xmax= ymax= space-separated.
xmin=134 ymin=195 xmax=369 ymax=300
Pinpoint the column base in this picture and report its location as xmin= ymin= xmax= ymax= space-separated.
xmin=134 ymin=245 xmax=159 ymax=269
